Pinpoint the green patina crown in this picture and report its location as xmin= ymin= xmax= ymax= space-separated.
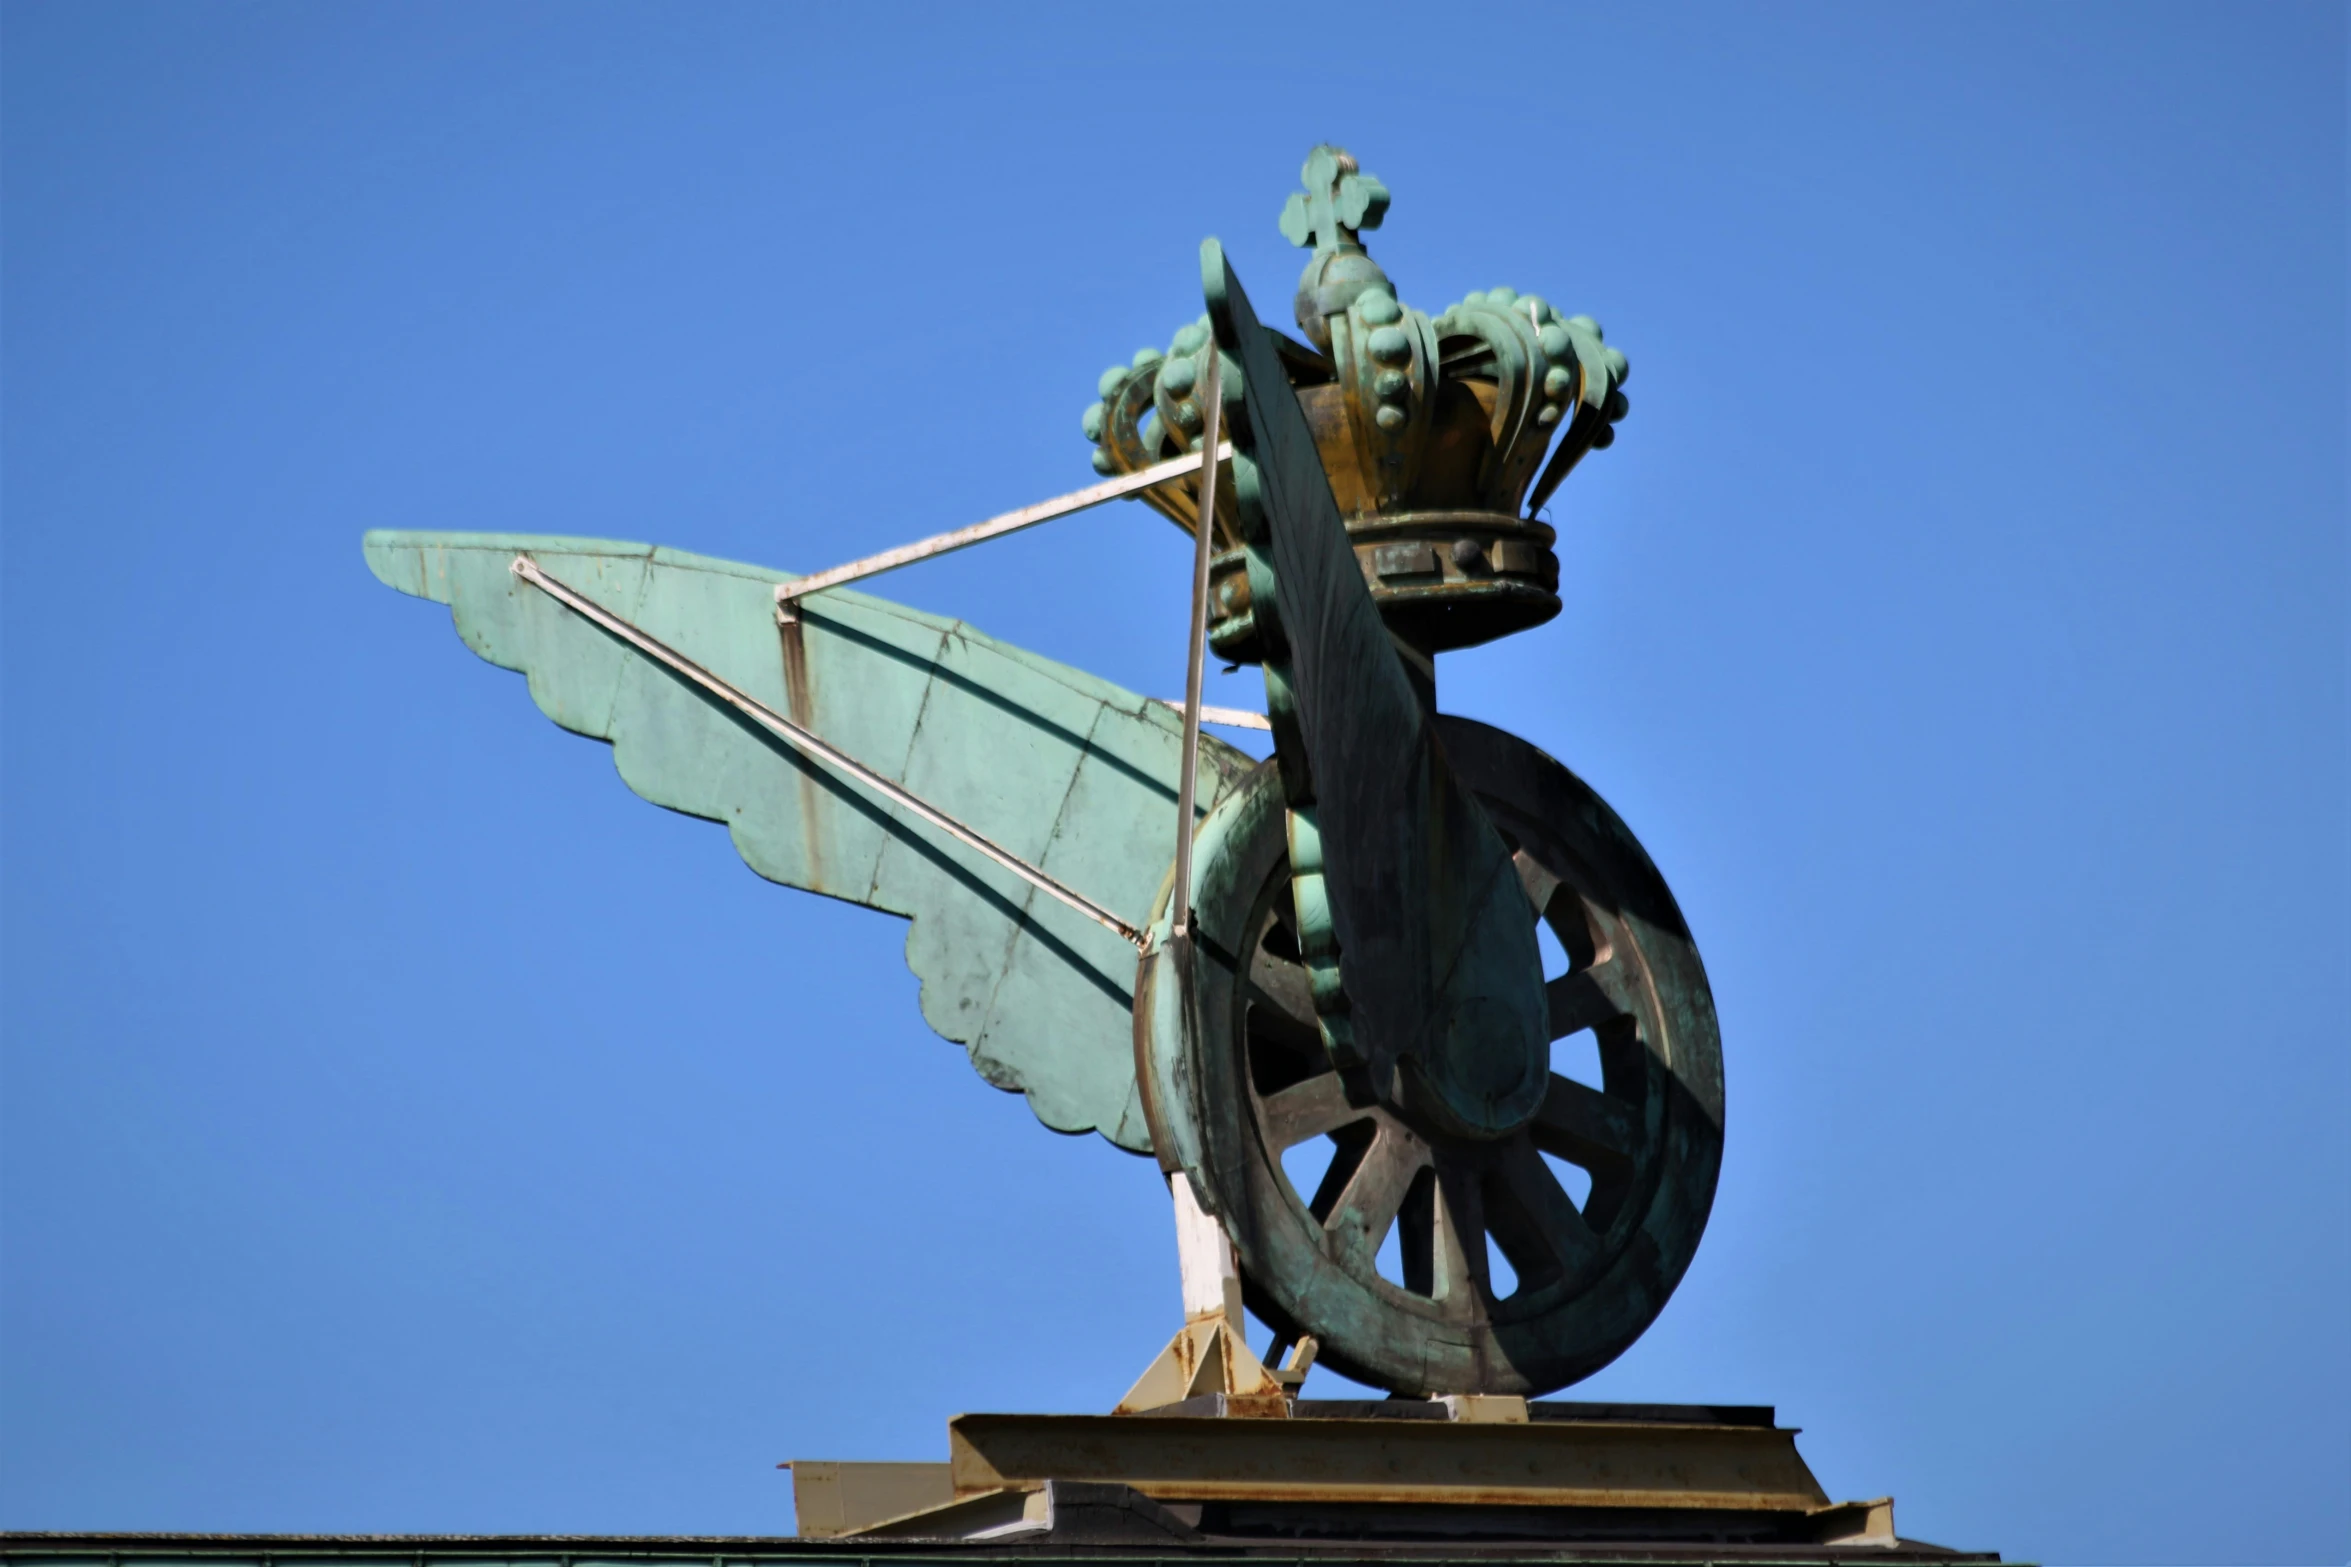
xmin=1084 ymin=145 xmax=1631 ymax=661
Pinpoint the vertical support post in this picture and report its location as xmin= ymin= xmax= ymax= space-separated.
xmin=1171 ymin=1171 xmax=1245 ymax=1324
xmin=1169 ymin=351 xmax=1223 ymax=940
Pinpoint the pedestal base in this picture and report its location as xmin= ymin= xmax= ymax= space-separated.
xmin=785 ymin=1399 xmax=2012 ymax=1561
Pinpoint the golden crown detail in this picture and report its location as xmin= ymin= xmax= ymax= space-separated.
xmin=1083 ymin=146 xmax=1631 ymax=661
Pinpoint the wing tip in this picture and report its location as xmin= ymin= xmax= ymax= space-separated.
xmin=361 ymin=530 xmax=432 ymax=599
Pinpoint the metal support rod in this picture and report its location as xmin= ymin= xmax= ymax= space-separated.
xmin=511 ymin=555 xmax=1147 ymax=948
xmin=1169 ymin=352 xmax=1224 ymax=940
xmin=775 ymin=442 xmax=1235 ymax=611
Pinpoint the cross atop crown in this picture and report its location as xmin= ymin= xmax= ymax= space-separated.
xmin=1278 ymin=145 xmax=1391 ymax=253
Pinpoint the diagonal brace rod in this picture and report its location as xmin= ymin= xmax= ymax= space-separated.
xmin=775 ymin=442 xmax=1235 ymax=611
xmin=512 ymin=556 xmax=1146 ymax=947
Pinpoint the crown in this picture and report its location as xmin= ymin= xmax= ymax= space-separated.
xmin=1083 ymin=145 xmax=1630 ymax=663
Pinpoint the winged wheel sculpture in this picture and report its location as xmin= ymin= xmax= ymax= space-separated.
xmin=370 ymin=147 xmax=1720 ymax=1401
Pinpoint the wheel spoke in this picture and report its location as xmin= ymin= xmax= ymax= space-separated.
xmin=1511 ymin=848 xmax=1560 ymax=917
xmin=1246 ymin=946 xmax=1319 ymax=1039
xmin=1398 ymin=1169 xmax=1437 ymax=1297
xmin=1326 ymin=1121 xmax=1428 ymax=1260
xmin=1260 ymin=1071 xmax=1359 ymax=1151
xmin=1263 ymin=887 xmax=1303 ymax=953
xmin=1430 ymin=1159 xmax=1491 ymax=1306
xmin=1546 ymin=959 xmax=1625 ymax=1040
xmin=1492 ymin=1136 xmax=1599 ymax=1279
xmin=1532 ymin=1072 xmax=1640 ymax=1171
xmin=1304 ymin=1125 xmax=1372 ymax=1222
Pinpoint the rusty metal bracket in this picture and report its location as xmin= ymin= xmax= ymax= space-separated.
xmin=774 ymin=442 xmax=1234 ymax=617
xmin=511 ymin=555 xmax=1148 ymax=947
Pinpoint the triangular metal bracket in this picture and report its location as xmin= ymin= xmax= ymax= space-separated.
xmin=1114 ymin=1174 xmax=1315 ymax=1416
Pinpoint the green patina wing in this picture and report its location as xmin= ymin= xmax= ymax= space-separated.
xmin=365 ymin=530 xmax=1255 ymax=1153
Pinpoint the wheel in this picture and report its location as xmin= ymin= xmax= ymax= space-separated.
xmin=1135 ymin=715 xmax=1723 ymax=1397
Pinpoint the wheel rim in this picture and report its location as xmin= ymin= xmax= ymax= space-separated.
xmin=1140 ymin=716 xmax=1723 ymax=1396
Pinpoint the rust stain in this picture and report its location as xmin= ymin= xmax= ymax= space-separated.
xmin=778 ymin=612 xmax=826 ymax=888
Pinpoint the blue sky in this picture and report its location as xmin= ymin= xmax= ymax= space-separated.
xmin=3 ymin=5 xmax=2343 ymax=1562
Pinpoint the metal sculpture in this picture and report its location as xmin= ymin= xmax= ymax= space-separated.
xmin=367 ymin=146 xmax=1718 ymax=1403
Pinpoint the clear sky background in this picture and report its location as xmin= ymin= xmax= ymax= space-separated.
xmin=3 ymin=5 xmax=2344 ymax=1563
